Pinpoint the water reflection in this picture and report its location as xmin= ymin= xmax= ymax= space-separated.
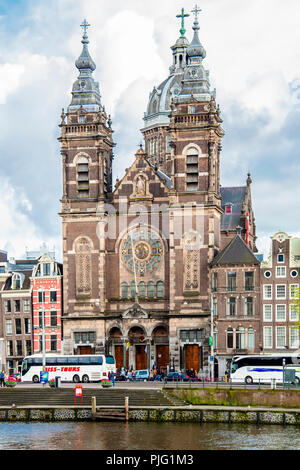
xmin=0 ymin=422 xmax=299 ymax=450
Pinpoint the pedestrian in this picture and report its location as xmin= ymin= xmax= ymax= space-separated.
xmin=0 ymin=370 xmax=5 ymax=387
xmin=110 ymin=371 xmax=115 ymax=387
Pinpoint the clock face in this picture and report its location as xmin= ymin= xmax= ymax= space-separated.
xmin=121 ymin=228 xmax=163 ymax=276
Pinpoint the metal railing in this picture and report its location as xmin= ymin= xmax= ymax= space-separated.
xmin=163 ymin=378 xmax=300 ymax=390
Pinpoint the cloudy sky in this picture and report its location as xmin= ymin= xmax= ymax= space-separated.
xmin=0 ymin=0 xmax=300 ymax=261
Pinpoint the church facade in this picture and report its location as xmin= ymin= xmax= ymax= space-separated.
xmin=58 ymin=11 xmax=256 ymax=375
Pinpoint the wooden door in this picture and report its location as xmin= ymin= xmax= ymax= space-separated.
xmin=78 ymin=346 xmax=93 ymax=355
xmin=185 ymin=345 xmax=200 ymax=371
xmin=156 ymin=345 xmax=169 ymax=371
xmin=136 ymin=345 xmax=147 ymax=370
xmin=114 ymin=345 xmax=128 ymax=370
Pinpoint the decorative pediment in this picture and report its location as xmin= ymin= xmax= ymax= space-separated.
xmin=122 ymin=303 xmax=148 ymax=319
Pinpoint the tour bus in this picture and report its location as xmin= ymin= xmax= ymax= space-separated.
xmin=230 ymin=354 xmax=300 ymax=385
xmin=21 ymin=354 xmax=116 ymax=383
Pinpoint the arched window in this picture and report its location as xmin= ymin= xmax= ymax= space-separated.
xmin=121 ymin=282 xmax=128 ymax=299
xmin=12 ymin=273 xmax=22 ymax=290
xmin=157 ymin=281 xmax=164 ymax=298
xmin=186 ymin=147 xmax=199 ymax=192
xmin=148 ymin=281 xmax=155 ymax=298
xmin=248 ymin=328 xmax=255 ymax=350
xmin=77 ymin=155 xmax=89 ymax=198
xmin=236 ymin=327 xmax=245 ymax=349
xmin=139 ymin=282 xmax=146 ymax=299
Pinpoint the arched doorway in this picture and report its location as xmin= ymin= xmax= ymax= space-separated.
xmin=128 ymin=326 xmax=148 ymax=371
xmin=108 ymin=327 xmax=128 ymax=371
xmin=152 ymin=326 xmax=169 ymax=373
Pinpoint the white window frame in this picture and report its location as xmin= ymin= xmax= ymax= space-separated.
xmin=277 ymin=254 xmax=284 ymax=263
xmin=263 ymin=284 xmax=272 ymax=300
xmin=263 ymin=304 xmax=272 ymax=322
xmin=276 ymin=326 xmax=286 ymax=349
xmin=263 ymin=326 xmax=273 ymax=349
xmin=290 ymin=284 xmax=299 ymax=300
xmin=276 ymin=266 xmax=286 ymax=278
xmin=289 ymin=327 xmax=299 ymax=349
xmin=6 ymin=319 xmax=12 ymax=335
xmin=276 ymin=284 xmax=286 ymax=300
xmin=290 ymin=304 xmax=299 ymax=322
xmin=275 ymin=304 xmax=286 ymax=322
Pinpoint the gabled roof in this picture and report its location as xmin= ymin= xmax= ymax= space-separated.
xmin=220 ymin=186 xmax=247 ymax=231
xmin=211 ymin=234 xmax=260 ymax=266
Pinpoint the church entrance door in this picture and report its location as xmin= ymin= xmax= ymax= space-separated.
xmin=185 ymin=345 xmax=200 ymax=371
xmin=114 ymin=345 xmax=128 ymax=370
xmin=156 ymin=345 xmax=169 ymax=372
xmin=78 ymin=346 xmax=93 ymax=355
xmin=136 ymin=345 xmax=147 ymax=370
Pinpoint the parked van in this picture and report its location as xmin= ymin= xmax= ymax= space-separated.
xmin=134 ymin=369 xmax=150 ymax=381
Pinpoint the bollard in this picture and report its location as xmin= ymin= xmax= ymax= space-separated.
xmin=125 ymin=396 xmax=129 ymax=422
xmin=92 ymin=396 xmax=97 ymax=415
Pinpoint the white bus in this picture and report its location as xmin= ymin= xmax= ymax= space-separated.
xmin=230 ymin=354 xmax=300 ymax=385
xmin=21 ymin=354 xmax=116 ymax=383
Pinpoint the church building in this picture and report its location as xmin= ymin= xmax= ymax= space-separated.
xmin=58 ymin=9 xmax=256 ymax=376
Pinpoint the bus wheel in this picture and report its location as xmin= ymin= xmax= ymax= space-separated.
xmin=245 ymin=376 xmax=253 ymax=385
xmin=32 ymin=375 xmax=39 ymax=383
xmin=82 ymin=375 xmax=89 ymax=383
xmin=295 ymin=377 xmax=300 ymax=385
xmin=73 ymin=375 xmax=80 ymax=383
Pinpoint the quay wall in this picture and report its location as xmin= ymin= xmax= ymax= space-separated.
xmin=0 ymin=406 xmax=300 ymax=425
xmin=166 ymin=388 xmax=300 ymax=408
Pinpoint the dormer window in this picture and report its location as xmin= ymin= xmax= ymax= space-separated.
xmin=79 ymin=115 xmax=85 ymax=124
xmin=43 ymin=263 xmax=51 ymax=276
xmin=12 ymin=273 xmax=23 ymax=290
xmin=189 ymin=105 xmax=196 ymax=114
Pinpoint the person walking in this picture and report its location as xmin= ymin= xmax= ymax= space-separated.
xmin=109 ymin=371 xmax=115 ymax=387
xmin=0 ymin=370 xmax=5 ymax=387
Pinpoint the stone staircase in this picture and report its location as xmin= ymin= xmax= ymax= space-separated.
xmin=0 ymin=388 xmax=184 ymax=408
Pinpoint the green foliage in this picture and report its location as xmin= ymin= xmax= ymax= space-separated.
xmin=5 ymin=380 xmax=16 ymax=387
xmin=101 ymin=380 xmax=113 ymax=387
xmin=290 ymin=285 xmax=300 ymax=330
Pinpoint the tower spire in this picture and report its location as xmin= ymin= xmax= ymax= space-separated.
xmin=68 ymin=20 xmax=101 ymax=112
xmin=176 ymin=8 xmax=190 ymax=38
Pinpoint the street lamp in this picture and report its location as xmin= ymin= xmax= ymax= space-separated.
xmin=41 ymin=287 xmax=46 ymax=373
xmin=210 ymin=293 xmax=214 ymax=382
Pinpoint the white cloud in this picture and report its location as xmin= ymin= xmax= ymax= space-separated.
xmin=0 ymin=177 xmax=61 ymax=259
xmin=0 ymin=0 xmax=300 ymax=258
xmin=0 ymin=63 xmax=25 ymax=103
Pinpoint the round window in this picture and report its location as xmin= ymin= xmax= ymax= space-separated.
xmin=291 ymin=270 xmax=298 ymax=278
xmin=264 ymin=271 xmax=271 ymax=278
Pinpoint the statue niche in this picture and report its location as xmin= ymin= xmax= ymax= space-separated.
xmin=75 ymin=237 xmax=92 ymax=297
xmin=183 ymin=231 xmax=201 ymax=292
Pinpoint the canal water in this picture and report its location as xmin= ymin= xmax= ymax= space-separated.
xmin=0 ymin=422 xmax=299 ymax=450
